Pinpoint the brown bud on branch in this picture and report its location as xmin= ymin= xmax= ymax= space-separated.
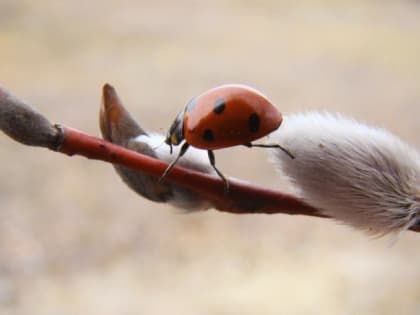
xmin=0 ymin=85 xmax=63 ymax=149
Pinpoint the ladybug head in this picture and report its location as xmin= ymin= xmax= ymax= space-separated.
xmin=165 ymin=110 xmax=185 ymax=154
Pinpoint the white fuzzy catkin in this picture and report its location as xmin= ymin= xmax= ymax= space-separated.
xmin=135 ymin=133 xmax=214 ymax=210
xmin=269 ymin=112 xmax=420 ymax=236
xmin=135 ymin=133 xmax=213 ymax=175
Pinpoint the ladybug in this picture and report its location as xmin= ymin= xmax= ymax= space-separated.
xmin=160 ymin=84 xmax=294 ymax=192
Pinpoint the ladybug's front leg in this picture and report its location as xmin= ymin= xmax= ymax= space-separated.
xmin=207 ymin=150 xmax=229 ymax=194
xmin=159 ymin=142 xmax=190 ymax=183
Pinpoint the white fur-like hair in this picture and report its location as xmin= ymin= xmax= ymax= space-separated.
xmin=135 ymin=133 xmax=214 ymax=210
xmin=269 ymin=112 xmax=420 ymax=236
xmin=135 ymin=133 xmax=213 ymax=174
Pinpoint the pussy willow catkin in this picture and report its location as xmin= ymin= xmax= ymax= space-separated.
xmin=270 ymin=112 xmax=420 ymax=236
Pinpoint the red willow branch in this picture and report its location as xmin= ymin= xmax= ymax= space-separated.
xmin=60 ymin=126 xmax=323 ymax=217
xmin=0 ymin=84 xmax=323 ymax=218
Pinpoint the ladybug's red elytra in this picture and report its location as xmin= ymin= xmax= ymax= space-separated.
xmin=160 ymin=84 xmax=294 ymax=192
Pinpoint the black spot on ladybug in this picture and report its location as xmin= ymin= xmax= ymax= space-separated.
xmin=203 ymin=129 xmax=214 ymax=142
xmin=248 ymin=113 xmax=260 ymax=132
xmin=213 ymin=98 xmax=226 ymax=114
xmin=185 ymin=97 xmax=197 ymax=113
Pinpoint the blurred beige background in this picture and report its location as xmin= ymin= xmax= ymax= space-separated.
xmin=1 ymin=1 xmax=420 ymax=314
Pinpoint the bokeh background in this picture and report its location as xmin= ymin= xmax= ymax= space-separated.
xmin=1 ymin=1 xmax=420 ymax=314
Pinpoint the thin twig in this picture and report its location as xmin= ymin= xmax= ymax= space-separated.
xmin=59 ymin=126 xmax=324 ymax=217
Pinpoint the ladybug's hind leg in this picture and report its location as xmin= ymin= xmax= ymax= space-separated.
xmin=207 ymin=150 xmax=229 ymax=194
xmin=244 ymin=143 xmax=295 ymax=159
xmin=159 ymin=142 xmax=190 ymax=183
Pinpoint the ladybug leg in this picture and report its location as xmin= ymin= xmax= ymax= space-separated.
xmin=244 ymin=143 xmax=295 ymax=159
xmin=159 ymin=142 xmax=190 ymax=183
xmin=207 ymin=150 xmax=229 ymax=194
